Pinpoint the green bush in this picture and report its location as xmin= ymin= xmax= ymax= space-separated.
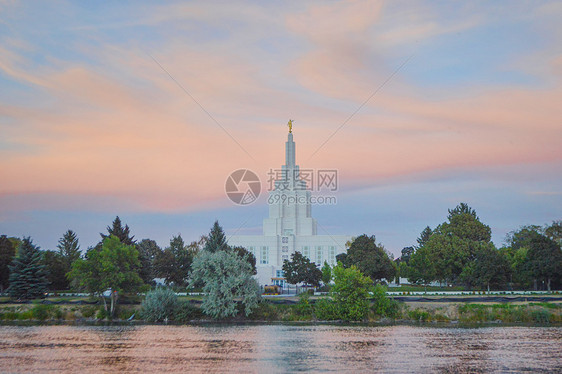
xmin=408 ymin=309 xmax=430 ymax=322
xmin=331 ymin=264 xmax=373 ymax=321
xmin=96 ymin=308 xmax=109 ymax=320
xmin=18 ymin=310 xmax=33 ymax=320
xmin=118 ymin=308 xmax=136 ymax=320
xmin=81 ymin=305 xmax=97 ymax=318
xmin=140 ymin=288 xmax=179 ymax=322
xmin=31 ymin=304 xmax=53 ymax=321
xmin=53 ymin=307 xmax=64 ymax=320
xmin=173 ymin=300 xmax=203 ymax=322
xmin=531 ymin=309 xmax=551 ymax=323
xmin=371 ymin=284 xmax=399 ymax=318
xmin=248 ymin=301 xmax=279 ymax=320
xmin=314 ymin=298 xmax=339 ymax=320
xmin=294 ymin=293 xmax=313 ymax=318
xmin=3 ymin=310 xmax=19 ymax=320
xmin=433 ymin=313 xmax=450 ymax=322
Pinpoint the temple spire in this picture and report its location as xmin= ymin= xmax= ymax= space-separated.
xmin=285 ymin=128 xmax=296 ymax=168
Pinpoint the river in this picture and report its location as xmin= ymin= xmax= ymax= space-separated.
xmin=0 ymin=324 xmax=560 ymax=373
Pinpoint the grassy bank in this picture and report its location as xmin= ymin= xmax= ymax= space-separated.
xmin=1 ymin=299 xmax=561 ymax=325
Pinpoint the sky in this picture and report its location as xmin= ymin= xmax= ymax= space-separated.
xmin=0 ymin=0 xmax=561 ymax=257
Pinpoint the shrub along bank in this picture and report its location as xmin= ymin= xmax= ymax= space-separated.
xmin=1 ymin=298 xmax=560 ymax=325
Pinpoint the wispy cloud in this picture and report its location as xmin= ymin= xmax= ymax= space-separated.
xmin=0 ymin=1 xmax=560 ymax=252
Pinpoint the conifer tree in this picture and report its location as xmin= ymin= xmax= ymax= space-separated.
xmin=57 ymin=230 xmax=81 ymax=269
xmin=416 ymin=226 xmax=433 ymax=249
xmin=101 ymin=216 xmax=136 ymax=245
xmin=7 ymin=237 xmax=49 ymax=299
xmin=153 ymin=235 xmax=192 ymax=287
xmin=203 ymin=220 xmax=227 ymax=253
xmin=137 ymin=239 xmax=162 ymax=285
xmin=0 ymin=235 xmax=16 ymax=292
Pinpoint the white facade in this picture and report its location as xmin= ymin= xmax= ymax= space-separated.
xmin=228 ymin=131 xmax=351 ymax=286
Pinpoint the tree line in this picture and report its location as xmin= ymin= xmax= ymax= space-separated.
xmin=280 ymin=203 xmax=561 ymax=292
xmin=398 ymin=203 xmax=561 ymax=291
xmin=0 ymin=218 xmax=259 ymax=318
xmin=1 ymin=203 xmax=560 ymax=317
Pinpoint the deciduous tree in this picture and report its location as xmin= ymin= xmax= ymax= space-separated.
xmin=331 ymin=263 xmax=373 ymax=321
xmin=460 ymin=246 xmax=511 ymax=291
xmin=282 ymin=251 xmax=322 ymax=287
xmin=342 ymin=234 xmax=395 ymax=283
xmin=69 ymin=235 xmax=144 ymax=317
xmin=190 ymin=249 xmax=260 ymax=318
xmin=409 ymin=203 xmax=494 ymax=286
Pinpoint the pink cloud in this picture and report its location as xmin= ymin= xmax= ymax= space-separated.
xmin=1 ymin=0 xmax=561 ymax=216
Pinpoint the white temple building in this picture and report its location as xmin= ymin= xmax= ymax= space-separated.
xmin=228 ymin=128 xmax=352 ymax=287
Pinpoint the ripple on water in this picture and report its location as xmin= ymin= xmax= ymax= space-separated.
xmin=0 ymin=325 xmax=560 ymax=373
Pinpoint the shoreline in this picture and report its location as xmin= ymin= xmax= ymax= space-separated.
xmin=1 ymin=319 xmax=561 ymax=328
xmin=2 ymin=300 xmax=560 ymax=326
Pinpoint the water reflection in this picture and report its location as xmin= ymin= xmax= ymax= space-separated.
xmin=0 ymin=324 xmax=560 ymax=373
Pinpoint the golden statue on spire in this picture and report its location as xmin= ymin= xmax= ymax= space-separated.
xmin=288 ymin=119 xmax=293 ymax=133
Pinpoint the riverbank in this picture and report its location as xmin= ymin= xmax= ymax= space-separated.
xmin=1 ymin=298 xmax=561 ymax=325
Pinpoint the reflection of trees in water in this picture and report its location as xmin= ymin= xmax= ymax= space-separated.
xmin=269 ymin=325 xmax=394 ymax=371
xmin=274 ymin=326 xmax=322 ymax=371
xmin=423 ymin=328 xmax=493 ymax=373
xmin=90 ymin=325 xmax=138 ymax=371
xmin=1 ymin=325 xmax=561 ymax=372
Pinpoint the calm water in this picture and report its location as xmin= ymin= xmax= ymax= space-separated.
xmin=0 ymin=324 xmax=560 ymax=373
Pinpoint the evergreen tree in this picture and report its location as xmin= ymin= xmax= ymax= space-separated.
xmin=416 ymin=226 xmax=433 ymax=248
xmin=56 ymin=230 xmax=81 ymax=269
xmin=203 ymin=220 xmax=227 ymax=253
xmin=231 ymin=246 xmax=257 ymax=275
xmin=43 ymin=250 xmax=69 ymax=290
xmin=0 ymin=235 xmax=16 ymax=292
xmin=321 ymin=261 xmax=332 ymax=285
xmin=136 ymin=239 xmax=162 ymax=285
xmin=8 ymin=237 xmax=22 ymax=255
xmin=154 ymin=235 xmax=192 ymax=287
xmin=101 ymin=216 xmax=136 ymax=245
xmin=7 ymin=238 xmax=49 ymax=299
xmin=448 ymin=202 xmax=478 ymax=220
